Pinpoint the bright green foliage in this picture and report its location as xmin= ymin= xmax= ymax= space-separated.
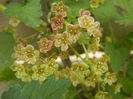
xmin=127 ymin=62 xmax=133 ymax=79
xmin=93 ymin=0 xmax=119 ymax=23
xmin=4 ymin=0 xmax=42 ymax=27
xmin=105 ymin=42 xmax=129 ymax=72
xmin=0 ymin=4 xmax=6 ymax=11
xmin=1 ymin=76 xmax=71 ymax=99
xmin=116 ymin=13 xmax=133 ymax=25
xmin=115 ymin=0 xmax=133 ymax=25
xmin=63 ymin=0 xmax=90 ymax=17
xmin=112 ymin=93 xmax=126 ymax=99
xmin=124 ymin=32 xmax=133 ymax=47
xmin=122 ymin=76 xmax=133 ymax=95
xmin=78 ymin=32 xmax=90 ymax=45
xmin=93 ymin=0 xmax=133 ymax=25
xmin=0 ymin=68 xmax=16 ymax=81
xmin=62 ymin=86 xmax=78 ymax=99
xmin=0 ymin=32 xmax=16 ymax=71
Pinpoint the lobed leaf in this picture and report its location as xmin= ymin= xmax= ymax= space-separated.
xmin=1 ymin=76 xmax=71 ymax=99
xmin=4 ymin=0 xmax=42 ymax=27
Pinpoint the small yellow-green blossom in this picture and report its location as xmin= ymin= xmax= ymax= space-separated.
xmin=114 ymin=83 xmax=122 ymax=94
xmin=32 ymin=58 xmax=58 ymax=82
xmin=85 ymin=74 xmax=100 ymax=87
xmin=13 ymin=44 xmax=39 ymax=64
xmin=56 ymin=62 xmax=90 ymax=86
xmin=11 ymin=64 xmax=31 ymax=82
xmin=104 ymin=72 xmax=117 ymax=85
xmin=90 ymin=0 xmax=105 ymax=8
xmin=78 ymin=15 xmax=94 ymax=29
xmin=9 ymin=17 xmax=20 ymax=27
xmin=78 ymin=14 xmax=102 ymax=38
xmin=54 ymin=32 xmax=70 ymax=51
xmin=71 ymin=62 xmax=90 ymax=78
xmin=65 ymin=24 xmax=81 ymax=43
xmin=32 ymin=64 xmax=47 ymax=82
xmin=95 ymin=91 xmax=109 ymax=99
xmin=92 ymin=61 xmax=108 ymax=75
xmin=20 ymin=72 xmax=31 ymax=82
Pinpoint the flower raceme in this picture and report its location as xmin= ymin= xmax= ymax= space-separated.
xmin=12 ymin=44 xmax=58 ymax=82
xmin=13 ymin=44 xmax=39 ymax=64
xmin=10 ymin=2 xmax=121 ymax=98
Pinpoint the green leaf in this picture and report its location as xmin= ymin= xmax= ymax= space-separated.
xmin=127 ymin=61 xmax=133 ymax=79
xmin=122 ymin=76 xmax=133 ymax=95
xmin=116 ymin=13 xmax=133 ymax=25
xmin=1 ymin=76 xmax=71 ymax=99
xmin=0 ymin=32 xmax=16 ymax=71
xmin=115 ymin=0 xmax=133 ymax=25
xmin=4 ymin=0 xmax=42 ymax=27
xmin=62 ymin=86 xmax=79 ymax=99
xmin=0 ymin=68 xmax=16 ymax=81
xmin=112 ymin=93 xmax=126 ymax=99
xmin=78 ymin=32 xmax=90 ymax=45
xmin=93 ymin=0 xmax=119 ymax=23
xmin=93 ymin=0 xmax=133 ymax=25
xmin=124 ymin=32 xmax=133 ymax=47
xmin=105 ymin=42 xmax=129 ymax=72
xmin=63 ymin=0 xmax=90 ymax=17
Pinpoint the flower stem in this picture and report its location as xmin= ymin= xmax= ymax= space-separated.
xmin=82 ymin=43 xmax=88 ymax=58
xmin=24 ymin=33 xmax=37 ymax=40
xmin=69 ymin=45 xmax=84 ymax=60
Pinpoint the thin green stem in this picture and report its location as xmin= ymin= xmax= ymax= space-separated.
xmin=69 ymin=45 xmax=90 ymax=67
xmin=82 ymin=43 xmax=88 ymax=58
xmin=24 ymin=33 xmax=37 ymax=40
xmin=69 ymin=45 xmax=84 ymax=60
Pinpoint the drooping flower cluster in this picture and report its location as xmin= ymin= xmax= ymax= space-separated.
xmin=50 ymin=2 xmax=121 ymax=98
xmin=11 ymin=43 xmax=58 ymax=82
xmin=50 ymin=2 xmax=102 ymax=52
xmin=56 ymin=62 xmax=90 ymax=86
xmin=13 ymin=44 xmax=39 ymax=64
xmin=50 ymin=1 xmax=68 ymax=32
xmin=10 ymin=1 xmax=121 ymax=98
xmin=32 ymin=58 xmax=58 ymax=82
xmin=78 ymin=13 xmax=102 ymax=37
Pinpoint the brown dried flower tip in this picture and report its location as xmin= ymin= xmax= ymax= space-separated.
xmin=38 ymin=38 xmax=53 ymax=53
xmin=51 ymin=14 xmax=64 ymax=32
xmin=18 ymin=38 xmax=28 ymax=47
xmin=51 ymin=1 xmax=68 ymax=16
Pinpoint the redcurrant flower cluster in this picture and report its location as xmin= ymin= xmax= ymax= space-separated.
xmin=10 ymin=1 xmax=121 ymax=98
xmin=11 ymin=42 xmax=58 ymax=82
